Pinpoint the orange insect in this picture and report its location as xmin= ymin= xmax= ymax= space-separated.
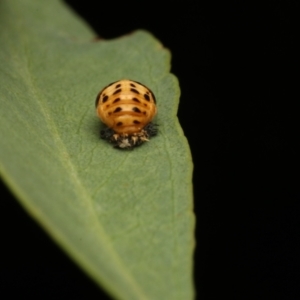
xmin=95 ymin=79 xmax=157 ymax=149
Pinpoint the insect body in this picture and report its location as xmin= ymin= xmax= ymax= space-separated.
xmin=95 ymin=79 xmax=158 ymax=149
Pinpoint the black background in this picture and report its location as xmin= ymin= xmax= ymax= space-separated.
xmin=1 ymin=1 xmax=299 ymax=299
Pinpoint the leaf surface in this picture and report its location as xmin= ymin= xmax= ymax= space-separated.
xmin=0 ymin=1 xmax=195 ymax=299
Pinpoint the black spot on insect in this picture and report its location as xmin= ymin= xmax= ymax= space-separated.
xmin=113 ymin=98 xmax=121 ymax=103
xmin=132 ymin=107 xmax=141 ymax=113
xmin=102 ymin=95 xmax=109 ymax=103
xmin=130 ymin=88 xmax=140 ymax=94
xmin=143 ymin=112 xmax=146 ymax=115
xmin=108 ymin=112 xmax=112 ymax=115
xmin=116 ymin=122 xmax=123 ymax=126
xmin=106 ymin=105 xmax=110 ymax=108
xmin=144 ymin=103 xmax=148 ymax=107
xmin=133 ymin=120 xmax=141 ymax=124
xmin=146 ymin=91 xmax=150 ymax=94
xmin=130 ymin=83 xmax=136 ymax=87
xmin=151 ymin=92 xmax=156 ymax=103
xmin=132 ymin=98 xmax=141 ymax=103
xmin=116 ymin=84 xmax=121 ymax=88
xmin=132 ymin=81 xmax=156 ymax=104
xmin=113 ymin=107 xmax=122 ymax=113
xmin=144 ymin=94 xmax=150 ymax=101
xmin=113 ymin=88 xmax=122 ymax=95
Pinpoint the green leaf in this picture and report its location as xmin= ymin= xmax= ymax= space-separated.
xmin=0 ymin=1 xmax=195 ymax=299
